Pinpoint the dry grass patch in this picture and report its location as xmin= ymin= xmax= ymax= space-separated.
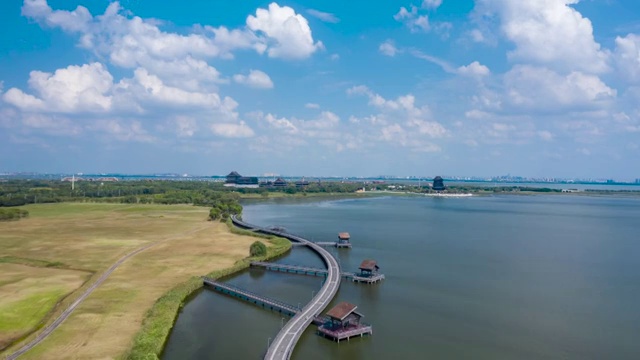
xmin=0 ymin=203 xmax=274 ymax=360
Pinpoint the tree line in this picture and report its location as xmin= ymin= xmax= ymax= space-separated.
xmin=0 ymin=179 xmax=366 ymax=207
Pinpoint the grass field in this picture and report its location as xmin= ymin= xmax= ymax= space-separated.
xmin=0 ymin=264 xmax=91 ymax=349
xmin=0 ymin=203 xmax=285 ymax=359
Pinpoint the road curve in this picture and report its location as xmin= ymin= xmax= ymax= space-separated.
xmin=231 ymin=216 xmax=341 ymax=360
xmin=5 ymin=225 xmax=208 ymax=360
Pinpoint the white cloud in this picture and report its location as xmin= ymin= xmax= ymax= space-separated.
xmin=457 ymin=61 xmax=490 ymax=77
xmin=211 ymin=122 xmax=255 ymax=138
xmin=394 ymin=6 xmax=430 ymax=33
xmin=23 ymin=0 xmax=322 ymax=74
xmin=306 ymin=9 xmax=339 ymax=23
xmin=22 ymin=0 xmax=92 ymax=32
xmin=305 ymin=103 xmax=320 ymax=109
xmin=504 ymin=65 xmax=616 ymax=110
xmin=412 ymin=50 xmax=489 ymax=78
xmin=422 ymin=0 xmax=443 ymax=9
xmin=468 ymin=29 xmax=486 ymax=43
xmin=3 ymin=62 xmax=113 ymax=113
xmin=233 ymin=70 xmax=274 ymax=89
xmin=247 ymin=3 xmax=323 ymax=59
xmin=379 ymin=40 xmax=399 ymax=57
xmin=92 ymin=119 xmax=155 ymax=142
xmin=410 ymin=50 xmax=457 ymax=73
xmin=614 ymin=34 xmax=640 ymax=83
xmin=116 ymin=68 xmax=225 ymax=109
xmin=475 ymin=0 xmax=610 ymax=73
xmin=348 ymin=85 xmax=447 ymax=140
xmin=174 ymin=116 xmax=198 ymax=137
xmin=262 ymin=113 xmax=299 ymax=134
xmin=259 ymin=110 xmax=339 ymax=135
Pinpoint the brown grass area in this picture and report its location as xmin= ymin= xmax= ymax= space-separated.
xmin=0 ymin=203 xmax=265 ymax=359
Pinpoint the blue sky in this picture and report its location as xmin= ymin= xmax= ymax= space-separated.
xmin=1 ymin=0 xmax=639 ymax=179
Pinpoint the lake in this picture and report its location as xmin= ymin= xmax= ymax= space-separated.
xmin=163 ymin=194 xmax=640 ymax=359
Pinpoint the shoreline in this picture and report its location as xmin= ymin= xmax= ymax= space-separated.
xmin=125 ymin=219 xmax=292 ymax=360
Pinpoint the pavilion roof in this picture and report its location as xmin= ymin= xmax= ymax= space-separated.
xmin=358 ymin=259 xmax=378 ymax=271
xmin=338 ymin=232 xmax=350 ymax=240
xmin=227 ymin=171 xmax=241 ymax=177
xmin=326 ymin=302 xmax=359 ymax=321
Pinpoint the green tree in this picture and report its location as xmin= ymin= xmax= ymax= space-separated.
xmin=209 ymin=207 xmax=221 ymax=221
xmin=249 ymin=241 xmax=267 ymax=257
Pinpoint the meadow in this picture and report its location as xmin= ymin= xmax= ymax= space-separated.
xmin=0 ymin=203 xmax=287 ymax=359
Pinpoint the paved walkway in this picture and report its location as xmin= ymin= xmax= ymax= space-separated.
xmin=231 ymin=216 xmax=342 ymax=360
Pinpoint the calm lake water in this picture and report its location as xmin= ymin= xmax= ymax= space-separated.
xmin=163 ymin=195 xmax=640 ymax=359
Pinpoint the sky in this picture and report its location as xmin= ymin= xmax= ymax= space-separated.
xmin=0 ymin=0 xmax=639 ymax=179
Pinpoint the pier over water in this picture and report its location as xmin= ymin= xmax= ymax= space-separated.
xmin=231 ymin=215 xmax=342 ymax=360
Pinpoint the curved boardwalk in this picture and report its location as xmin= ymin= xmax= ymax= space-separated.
xmin=231 ymin=216 xmax=341 ymax=360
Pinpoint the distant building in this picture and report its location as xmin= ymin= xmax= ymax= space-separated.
xmin=273 ymin=177 xmax=288 ymax=187
xmin=261 ymin=177 xmax=288 ymax=188
xmin=432 ymin=176 xmax=445 ymax=191
xmin=225 ymin=171 xmax=242 ymax=184
xmin=295 ymin=178 xmax=310 ymax=187
xmin=636 ymin=179 xmax=640 ymax=184
xmin=224 ymin=171 xmax=259 ymax=188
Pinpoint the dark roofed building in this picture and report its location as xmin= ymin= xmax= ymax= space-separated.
xmin=336 ymin=232 xmax=352 ymax=248
xmin=273 ymin=177 xmax=287 ymax=187
xmin=318 ymin=301 xmax=372 ymax=342
xmin=226 ymin=171 xmax=242 ymax=184
xmin=358 ymin=259 xmax=379 ymax=277
xmin=224 ymin=171 xmax=258 ymax=187
xmin=326 ymin=302 xmax=361 ymax=322
xmin=351 ymin=259 xmax=385 ymax=283
xmin=432 ymin=176 xmax=445 ymax=191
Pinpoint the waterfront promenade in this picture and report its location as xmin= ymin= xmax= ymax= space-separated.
xmin=231 ymin=216 xmax=341 ymax=360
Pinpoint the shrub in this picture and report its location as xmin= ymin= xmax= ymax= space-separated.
xmin=249 ymin=241 xmax=267 ymax=257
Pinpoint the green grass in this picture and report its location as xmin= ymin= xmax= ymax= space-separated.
xmin=0 ymin=290 xmax=66 ymax=333
xmin=0 ymin=263 xmax=90 ymax=351
xmin=124 ymin=223 xmax=291 ymax=360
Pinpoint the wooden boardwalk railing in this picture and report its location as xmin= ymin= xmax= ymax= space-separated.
xmin=203 ymin=278 xmax=300 ymax=316
xmin=231 ymin=215 xmax=342 ymax=360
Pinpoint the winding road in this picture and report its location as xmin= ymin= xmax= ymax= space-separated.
xmin=231 ymin=216 xmax=341 ymax=360
xmin=5 ymin=225 xmax=209 ymax=360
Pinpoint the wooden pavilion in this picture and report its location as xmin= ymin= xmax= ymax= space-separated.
xmin=337 ymin=232 xmax=352 ymax=248
xmin=358 ymin=260 xmax=379 ymax=277
xmin=317 ymin=302 xmax=372 ymax=342
xmin=349 ymin=259 xmax=385 ymax=284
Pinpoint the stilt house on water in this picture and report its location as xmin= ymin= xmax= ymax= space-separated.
xmin=337 ymin=232 xmax=352 ymax=248
xmin=318 ymin=302 xmax=373 ymax=342
xmin=358 ymin=260 xmax=379 ymax=277
xmin=349 ymin=259 xmax=385 ymax=283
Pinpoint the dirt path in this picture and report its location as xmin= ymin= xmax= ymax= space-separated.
xmin=5 ymin=225 xmax=209 ymax=360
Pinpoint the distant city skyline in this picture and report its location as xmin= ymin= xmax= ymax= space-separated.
xmin=1 ymin=170 xmax=639 ymax=184
xmin=1 ymin=1 xmax=640 ymax=178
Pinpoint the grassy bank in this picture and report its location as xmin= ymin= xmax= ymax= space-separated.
xmin=1 ymin=203 xmax=277 ymax=360
xmin=125 ymin=221 xmax=291 ymax=360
